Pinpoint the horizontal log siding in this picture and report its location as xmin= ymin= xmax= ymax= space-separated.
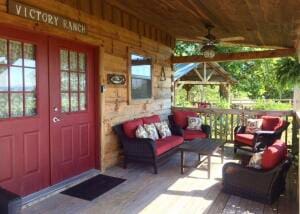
xmin=0 ymin=0 xmax=173 ymax=170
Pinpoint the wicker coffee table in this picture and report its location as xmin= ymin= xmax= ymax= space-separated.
xmin=178 ymin=138 xmax=225 ymax=178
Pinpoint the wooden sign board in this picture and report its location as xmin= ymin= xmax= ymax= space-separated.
xmin=107 ymin=74 xmax=126 ymax=85
xmin=8 ymin=0 xmax=86 ymax=34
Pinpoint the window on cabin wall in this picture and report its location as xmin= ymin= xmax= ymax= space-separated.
xmin=130 ymin=54 xmax=152 ymax=100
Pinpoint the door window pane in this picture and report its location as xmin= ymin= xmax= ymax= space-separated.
xmin=9 ymin=41 xmax=22 ymax=66
xmin=24 ymin=68 xmax=36 ymax=92
xmin=10 ymin=93 xmax=23 ymax=117
xmin=0 ymin=93 xmax=9 ymax=118
xmin=70 ymin=93 xmax=78 ymax=112
xmin=24 ymin=43 xmax=36 ymax=67
xmin=70 ymin=51 xmax=78 ymax=71
xmin=61 ymin=93 xmax=69 ymax=112
xmin=0 ymin=66 xmax=8 ymax=91
xmin=60 ymin=50 xmax=69 ymax=70
xmin=79 ymin=93 xmax=86 ymax=111
xmin=79 ymin=73 xmax=86 ymax=91
xmin=0 ymin=39 xmax=7 ymax=64
xmin=10 ymin=66 xmax=23 ymax=91
xmin=61 ymin=71 xmax=69 ymax=91
xmin=25 ymin=93 xmax=36 ymax=116
xmin=79 ymin=53 xmax=85 ymax=71
xmin=60 ymin=49 xmax=87 ymax=113
xmin=70 ymin=72 xmax=78 ymax=91
xmin=0 ymin=38 xmax=37 ymax=119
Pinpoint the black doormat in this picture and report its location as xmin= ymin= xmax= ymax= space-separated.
xmin=61 ymin=174 xmax=126 ymax=201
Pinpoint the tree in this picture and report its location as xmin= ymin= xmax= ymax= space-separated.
xmin=275 ymin=57 xmax=300 ymax=87
xmin=174 ymin=42 xmax=294 ymax=99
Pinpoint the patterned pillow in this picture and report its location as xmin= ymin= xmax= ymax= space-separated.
xmin=136 ymin=125 xmax=149 ymax=139
xmin=144 ymin=123 xmax=159 ymax=140
xmin=247 ymin=152 xmax=263 ymax=169
xmin=186 ymin=116 xmax=202 ymax=130
xmin=245 ymin=119 xmax=263 ymax=134
xmin=155 ymin=121 xmax=172 ymax=139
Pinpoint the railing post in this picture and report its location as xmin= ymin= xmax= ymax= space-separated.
xmin=292 ymin=113 xmax=299 ymax=156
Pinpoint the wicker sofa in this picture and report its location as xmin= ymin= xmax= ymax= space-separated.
xmin=223 ymin=140 xmax=291 ymax=204
xmin=113 ymin=115 xmax=184 ymax=174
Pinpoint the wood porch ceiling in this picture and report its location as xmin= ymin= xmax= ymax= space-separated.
xmin=108 ymin=0 xmax=300 ymax=48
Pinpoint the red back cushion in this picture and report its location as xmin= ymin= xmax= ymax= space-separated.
xmin=142 ymin=115 xmax=161 ymax=124
xmin=262 ymin=140 xmax=287 ymax=169
xmin=174 ymin=110 xmax=197 ymax=128
xmin=261 ymin=116 xmax=281 ymax=131
xmin=274 ymin=120 xmax=286 ymax=131
xmin=123 ymin=118 xmax=143 ymax=138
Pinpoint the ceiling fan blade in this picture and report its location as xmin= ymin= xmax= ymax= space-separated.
xmin=219 ymin=36 xmax=245 ymax=42
xmin=197 ymin=36 xmax=209 ymax=41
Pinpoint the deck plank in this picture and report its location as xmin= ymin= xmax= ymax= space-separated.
xmin=22 ymin=148 xmax=298 ymax=214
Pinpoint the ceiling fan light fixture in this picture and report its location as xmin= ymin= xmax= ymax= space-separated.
xmin=201 ymin=44 xmax=216 ymax=58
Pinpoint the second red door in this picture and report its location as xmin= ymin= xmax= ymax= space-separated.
xmin=49 ymin=38 xmax=96 ymax=185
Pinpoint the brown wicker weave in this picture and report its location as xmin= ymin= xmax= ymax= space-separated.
xmin=222 ymin=158 xmax=291 ymax=204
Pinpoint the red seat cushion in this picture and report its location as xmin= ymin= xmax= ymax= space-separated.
xmin=183 ymin=130 xmax=207 ymax=140
xmin=262 ymin=140 xmax=287 ymax=169
xmin=142 ymin=115 xmax=161 ymax=124
xmin=174 ymin=110 xmax=197 ymax=128
xmin=261 ymin=116 xmax=282 ymax=131
xmin=155 ymin=136 xmax=184 ymax=156
xmin=235 ymin=133 xmax=254 ymax=146
xmin=123 ymin=118 xmax=143 ymax=138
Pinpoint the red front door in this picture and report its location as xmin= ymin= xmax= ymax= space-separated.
xmin=49 ymin=38 xmax=96 ymax=184
xmin=0 ymin=27 xmax=97 ymax=196
xmin=0 ymin=28 xmax=50 ymax=195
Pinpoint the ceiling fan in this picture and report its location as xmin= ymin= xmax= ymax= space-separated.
xmin=198 ymin=24 xmax=245 ymax=58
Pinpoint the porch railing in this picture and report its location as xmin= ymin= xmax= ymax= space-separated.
xmin=172 ymin=107 xmax=298 ymax=154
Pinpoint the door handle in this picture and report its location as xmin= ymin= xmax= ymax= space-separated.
xmin=52 ymin=117 xmax=61 ymax=123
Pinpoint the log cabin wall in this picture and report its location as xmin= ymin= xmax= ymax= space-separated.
xmin=0 ymin=0 xmax=175 ymax=169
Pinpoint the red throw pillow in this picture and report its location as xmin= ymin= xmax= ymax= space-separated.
xmin=262 ymin=140 xmax=287 ymax=169
xmin=261 ymin=116 xmax=281 ymax=131
xmin=174 ymin=110 xmax=197 ymax=128
xmin=123 ymin=118 xmax=143 ymax=138
xmin=142 ymin=115 xmax=161 ymax=124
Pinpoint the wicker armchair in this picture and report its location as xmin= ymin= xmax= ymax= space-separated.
xmin=234 ymin=116 xmax=289 ymax=153
xmin=222 ymin=158 xmax=291 ymax=204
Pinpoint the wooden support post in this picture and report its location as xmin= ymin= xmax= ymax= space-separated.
xmin=219 ymin=84 xmax=230 ymax=101
xmin=296 ymin=36 xmax=300 ymax=63
xmin=203 ymin=62 xmax=207 ymax=82
xmin=173 ymin=79 xmax=177 ymax=107
xmin=294 ymin=86 xmax=300 ymax=112
xmin=99 ymin=45 xmax=105 ymax=172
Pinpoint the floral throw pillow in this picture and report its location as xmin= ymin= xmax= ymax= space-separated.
xmin=155 ymin=121 xmax=172 ymax=139
xmin=245 ymin=119 xmax=263 ymax=134
xmin=247 ymin=152 xmax=263 ymax=169
xmin=136 ymin=125 xmax=149 ymax=139
xmin=144 ymin=123 xmax=159 ymax=140
xmin=186 ymin=116 xmax=202 ymax=131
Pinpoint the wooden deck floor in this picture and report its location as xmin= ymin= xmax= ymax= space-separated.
xmin=22 ymin=147 xmax=298 ymax=214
